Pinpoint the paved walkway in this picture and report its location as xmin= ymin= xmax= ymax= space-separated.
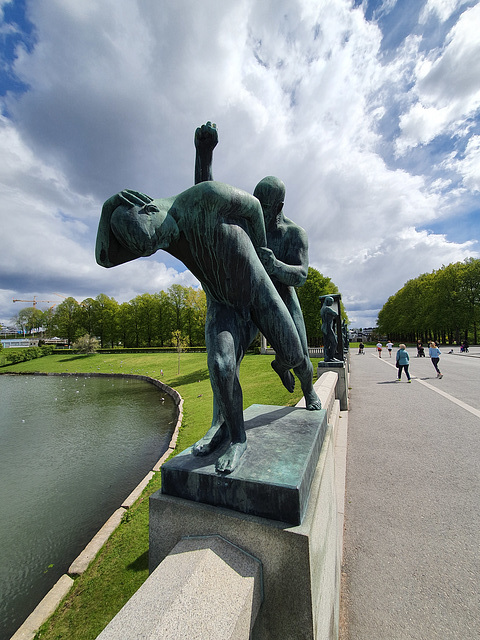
xmin=341 ymin=347 xmax=480 ymax=640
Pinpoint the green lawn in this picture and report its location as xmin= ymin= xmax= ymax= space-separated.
xmin=2 ymin=351 xmax=307 ymax=639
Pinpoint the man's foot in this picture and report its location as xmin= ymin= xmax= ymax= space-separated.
xmin=193 ymin=423 xmax=227 ymax=456
xmin=215 ymin=441 xmax=247 ymax=474
xmin=271 ymin=360 xmax=295 ymax=393
xmin=395 ymin=378 xmax=400 ymax=382
xmin=408 ymin=379 xmax=412 ymax=383
xmin=304 ymin=389 xmax=322 ymax=410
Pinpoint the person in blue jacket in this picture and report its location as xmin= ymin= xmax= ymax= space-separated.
xmin=396 ymin=344 xmax=411 ymax=382
xmin=429 ymin=342 xmax=443 ymax=378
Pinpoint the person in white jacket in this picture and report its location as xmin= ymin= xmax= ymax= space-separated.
xmin=429 ymin=342 xmax=443 ymax=378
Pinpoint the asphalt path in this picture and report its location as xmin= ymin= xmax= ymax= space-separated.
xmin=341 ymin=347 xmax=480 ymax=639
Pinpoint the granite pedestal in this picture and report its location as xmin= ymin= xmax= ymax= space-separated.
xmin=97 ymin=535 xmax=263 ymax=640
xmin=161 ymin=404 xmax=328 ymax=525
xmin=317 ymin=362 xmax=348 ymax=410
xmin=150 ymin=404 xmax=340 ymax=639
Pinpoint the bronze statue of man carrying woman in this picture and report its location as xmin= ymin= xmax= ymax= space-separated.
xmin=96 ymin=123 xmax=320 ymax=474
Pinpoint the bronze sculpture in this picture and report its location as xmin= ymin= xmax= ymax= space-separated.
xmin=96 ymin=124 xmax=318 ymax=473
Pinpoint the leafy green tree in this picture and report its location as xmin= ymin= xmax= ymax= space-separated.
xmin=137 ymin=293 xmax=158 ymax=347
xmin=128 ymin=296 xmax=143 ymax=348
xmin=435 ymin=263 xmax=465 ymax=344
xmin=52 ymin=297 xmax=82 ymax=346
xmin=93 ymin=294 xmax=119 ymax=347
xmin=183 ymin=287 xmax=207 ymax=346
xmin=16 ymin=307 xmax=45 ymax=335
xmin=116 ymin=302 xmax=133 ymax=347
xmin=377 ymin=258 xmax=480 ymax=343
xmin=154 ymin=290 xmax=174 ymax=346
xmin=168 ymin=284 xmax=187 ymax=332
xmin=377 ymin=295 xmax=400 ymax=339
xmin=79 ymin=298 xmax=97 ymax=336
xmin=460 ymin=258 xmax=480 ymax=344
xmin=42 ymin=306 xmax=57 ymax=337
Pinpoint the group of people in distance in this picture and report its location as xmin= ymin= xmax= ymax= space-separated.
xmin=368 ymin=339 xmax=444 ymax=382
xmin=395 ymin=341 xmax=443 ymax=382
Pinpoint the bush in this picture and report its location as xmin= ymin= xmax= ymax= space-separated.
xmin=72 ymin=334 xmax=100 ymax=354
xmin=2 ymin=345 xmax=54 ymax=366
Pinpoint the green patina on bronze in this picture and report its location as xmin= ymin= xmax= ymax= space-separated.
xmin=96 ymin=123 xmax=321 ymax=477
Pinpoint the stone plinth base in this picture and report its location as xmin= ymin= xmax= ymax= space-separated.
xmin=96 ymin=535 xmax=263 ymax=640
xmin=161 ymin=404 xmax=327 ymax=525
xmin=150 ymin=419 xmax=340 ymax=640
xmin=317 ymin=362 xmax=348 ymax=410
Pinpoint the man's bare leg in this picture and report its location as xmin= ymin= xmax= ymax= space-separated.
xmin=287 ymin=292 xmax=322 ymax=410
xmin=294 ymin=356 xmax=322 ymax=410
xmin=250 ymin=286 xmax=304 ymax=394
xmin=203 ymin=301 xmax=250 ymax=473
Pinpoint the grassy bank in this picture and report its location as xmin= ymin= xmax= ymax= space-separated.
xmin=2 ymin=352 xmax=307 ymax=639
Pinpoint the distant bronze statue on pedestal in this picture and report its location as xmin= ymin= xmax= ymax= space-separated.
xmin=320 ymin=296 xmax=342 ymax=363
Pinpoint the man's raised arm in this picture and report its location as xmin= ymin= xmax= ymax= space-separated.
xmin=194 ymin=121 xmax=218 ymax=184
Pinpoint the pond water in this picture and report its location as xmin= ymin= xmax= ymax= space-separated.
xmin=0 ymin=374 xmax=176 ymax=640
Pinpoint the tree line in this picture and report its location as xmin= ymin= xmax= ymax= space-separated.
xmin=377 ymin=258 xmax=480 ymax=344
xmin=12 ymin=267 xmax=344 ymax=348
xmin=15 ymin=285 xmax=207 ymax=348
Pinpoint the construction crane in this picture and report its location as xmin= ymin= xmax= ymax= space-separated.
xmin=13 ymin=296 xmax=58 ymax=308
xmin=12 ymin=293 xmax=68 ymax=309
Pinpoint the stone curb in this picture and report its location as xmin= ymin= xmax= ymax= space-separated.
xmin=68 ymin=508 xmax=127 ymax=576
xmin=10 ymin=575 xmax=74 ymax=640
xmin=121 ymin=471 xmax=156 ymax=509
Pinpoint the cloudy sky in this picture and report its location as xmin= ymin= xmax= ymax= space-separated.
xmin=1 ymin=0 xmax=479 ymax=330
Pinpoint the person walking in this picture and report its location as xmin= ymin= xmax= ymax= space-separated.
xmin=395 ymin=344 xmax=411 ymax=382
xmin=429 ymin=342 xmax=443 ymax=378
xmin=386 ymin=340 xmax=393 ymax=357
xmin=376 ymin=342 xmax=383 ymax=357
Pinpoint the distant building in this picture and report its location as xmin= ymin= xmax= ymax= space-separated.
xmin=43 ymin=337 xmax=69 ymax=347
xmin=349 ymin=328 xmax=375 ymax=341
xmin=1 ymin=338 xmax=39 ymax=348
